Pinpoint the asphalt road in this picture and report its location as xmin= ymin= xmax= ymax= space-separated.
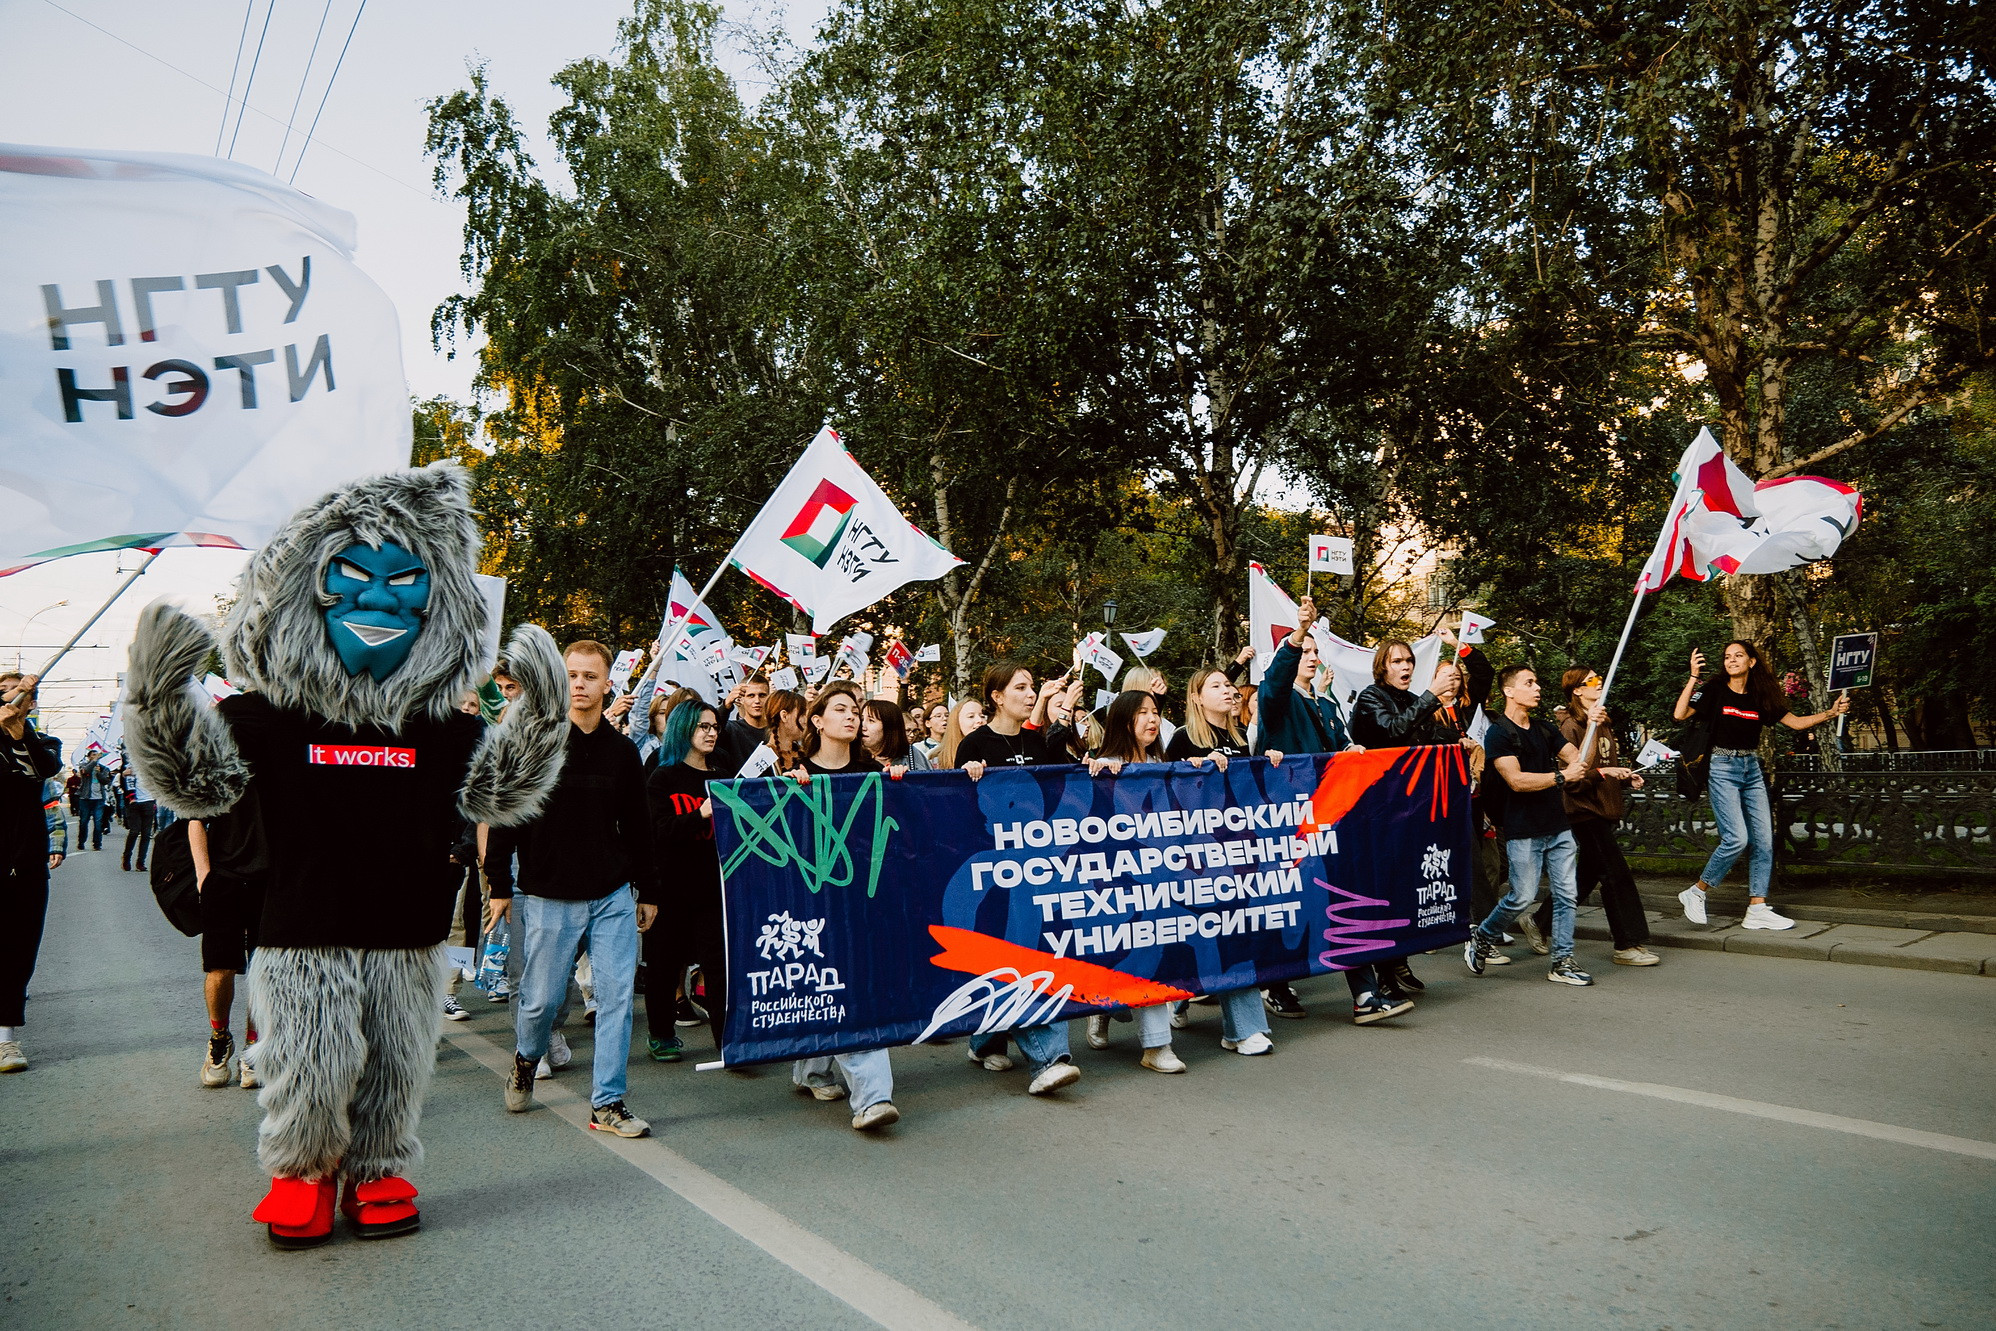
xmin=3 ymin=845 xmax=1991 ymax=1331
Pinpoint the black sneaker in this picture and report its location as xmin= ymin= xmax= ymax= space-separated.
xmin=1547 ymin=957 xmax=1595 ymax=987
xmin=504 ymin=1053 xmax=536 ymax=1112
xmin=1383 ymin=958 xmax=1425 ymax=992
xmin=1351 ymin=991 xmax=1415 ymax=1024
xmin=1464 ymin=933 xmax=1492 ymax=976
xmin=674 ymin=996 xmax=707 ymax=1027
xmin=1261 ymin=983 xmax=1307 ymax=1019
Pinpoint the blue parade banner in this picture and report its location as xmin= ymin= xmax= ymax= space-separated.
xmin=708 ymin=747 xmax=1474 ymax=1066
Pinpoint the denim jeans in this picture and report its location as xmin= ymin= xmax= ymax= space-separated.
xmin=515 ymin=889 xmax=638 ymax=1108
xmin=969 ymin=1022 xmax=1072 ymax=1073
xmin=77 ymin=800 xmax=106 ymax=849
xmin=1477 ymin=830 xmax=1578 ymax=959
xmin=1133 ymin=1004 xmax=1173 ymax=1048
xmin=792 ymin=1049 xmax=894 ymax=1110
xmin=1215 ymin=988 xmax=1269 ymax=1042
xmin=1701 ymin=751 xmax=1774 ymax=899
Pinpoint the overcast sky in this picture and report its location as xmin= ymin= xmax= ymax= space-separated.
xmin=2 ymin=0 xmax=827 ymax=748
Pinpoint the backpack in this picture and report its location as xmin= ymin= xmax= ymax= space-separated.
xmin=1674 ymin=691 xmax=1715 ymax=800
xmin=148 ymin=818 xmax=202 ymax=937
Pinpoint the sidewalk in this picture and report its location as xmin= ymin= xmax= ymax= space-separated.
xmin=1573 ymin=882 xmax=1996 ymax=976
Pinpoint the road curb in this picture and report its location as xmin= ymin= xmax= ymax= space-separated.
xmin=1575 ymin=909 xmax=1996 ymax=976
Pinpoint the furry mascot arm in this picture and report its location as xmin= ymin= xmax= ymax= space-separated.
xmin=458 ymin=623 xmax=568 ymax=827
xmin=123 ymin=601 xmax=252 ymax=818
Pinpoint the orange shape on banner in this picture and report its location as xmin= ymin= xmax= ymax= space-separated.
xmin=927 ymin=925 xmax=1194 ymax=1008
xmin=1298 ymin=747 xmax=1405 ymax=836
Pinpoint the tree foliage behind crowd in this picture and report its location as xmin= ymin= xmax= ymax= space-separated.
xmin=425 ymin=0 xmax=1996 ymax=745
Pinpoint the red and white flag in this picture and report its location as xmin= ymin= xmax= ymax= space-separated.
xmin=883 ymin=640 xmax=914 ymax=679
xmin=1636 ymin=428 xmax=1862 ymax=592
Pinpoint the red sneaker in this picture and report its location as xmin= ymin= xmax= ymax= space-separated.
xmin=341 ymin=1175 xmax=420 ymax=1239
xmin=252 ymin=1176 xmax=337 ymax=1249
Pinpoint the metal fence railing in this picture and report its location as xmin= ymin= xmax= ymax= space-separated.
xmin=1776 ymin=749 xmax=1996 ymax=774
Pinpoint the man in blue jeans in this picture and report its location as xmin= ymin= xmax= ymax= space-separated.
xmin=1463 ymin=665 xmax=1597 ymax=987
xmin=487 ymin=640 xmax=659 ymax=1137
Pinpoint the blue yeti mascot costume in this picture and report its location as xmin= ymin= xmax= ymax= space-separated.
xmin=123 ymin=463 xmax=566 ymax=1248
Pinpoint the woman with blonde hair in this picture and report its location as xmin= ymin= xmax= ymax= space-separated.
xmin=936 ymin=697 xmax=987 ymax=769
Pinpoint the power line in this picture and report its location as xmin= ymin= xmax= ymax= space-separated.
xmin=227 ymin=0 xmax=280 ymax=161
xmin=275 ymin=0 xmax=336 ymax=179
xmin=215 ymin=1 xmax=255 ymax=155
xmin=34 ymin=0 xmax=433 ymax=198
xmin=290 ymin=0 xmax=368 ymax=185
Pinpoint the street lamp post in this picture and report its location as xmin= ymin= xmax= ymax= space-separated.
xmin=1102 ymin=599 xmax=1118 ymax=629
xmin=12 ymin=599 xmax=68 ymax=670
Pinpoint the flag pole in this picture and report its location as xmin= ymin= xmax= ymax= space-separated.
xmin=1577 ymin=587 xmax=1647 ymax=760
xmin=3 ymin=550 xmax=162 ymax=707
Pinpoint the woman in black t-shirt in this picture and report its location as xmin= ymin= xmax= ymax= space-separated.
xmin=1670 ymin=640 xmax=1847 ymax=930
xmin=1165 ymin=667 xmax=1280 ymax=764
xmin=783 ymin=683 xmax=897 ymax=1130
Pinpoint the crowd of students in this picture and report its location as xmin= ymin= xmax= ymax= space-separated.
xmin=0 ymin=608 xmax=1846 ymax=1120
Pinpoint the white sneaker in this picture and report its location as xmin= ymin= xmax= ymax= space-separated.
xmin=535 ymin=1056 xmax=554 ymax=1080
xmin=1027 ymin=1061 xmax=1081 ymax=1095
xmin=1085 ymin=1013 xmax=1112 ymax=1050
xmin=1679 ymin=885 xmax=1708 ymax=924
xmin=547 ymin=1031 xmax=573 ymax=1069
xmin=1140 ymin=1045 xmax=1186 ymax=1074
xmin=1742 ymin=902 xmax=1795 ymax=930
xmin=1169 ymin=1001 xmax=1190 ymax=1030
xmin=240 ymin=1052 xmax=260 ymax=1089
xmin=1221 ymin=1032 xmax=1273 ymax=1056
xmin=0 ymin=1040 xmax=24 ymax=1073
xmin=851 ymin=1101 xmax=901 ymax=1132
xmin=967 ymin=1046 xmax=1013 ymax=1072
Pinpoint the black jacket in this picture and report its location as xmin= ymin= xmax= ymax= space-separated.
xmin=1 ymin=722 xmax=61 ymax=871
xmin=1350 ymin=683 xmax=1446 ymax=748
xmin=487 ymin=720 xmax=661 ymax=906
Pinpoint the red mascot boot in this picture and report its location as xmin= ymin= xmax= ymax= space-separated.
xmin=252 ymin=1176 xmax=337 ymax=1249
xmin=341 ymin=1176 xmax=420 ymax=1239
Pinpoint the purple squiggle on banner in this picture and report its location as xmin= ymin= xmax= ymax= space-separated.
xmin=1318 ymin=877 xmax=1410 ymax=970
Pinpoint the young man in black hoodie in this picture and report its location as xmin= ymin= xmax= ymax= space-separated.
xmin=0 ymin=673 xmax=63 ymax=1073
xmin=488 ymin=641 xmax=660 ymax=1136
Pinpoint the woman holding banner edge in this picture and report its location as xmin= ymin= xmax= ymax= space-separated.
xmin=785 ymin=683 xmax=902 ymax=1130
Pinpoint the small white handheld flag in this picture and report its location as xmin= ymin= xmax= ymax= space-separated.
xmin=1308 ymin=534 xmax=1354 ymax=576
xmin=914 ymin=643 xmax=941 ymax=664
xmin=1636 ymin=738 xmax=1679 ymax=769
xmin=1458 ymin=611 xmax=1495 ymax=655
xmin=730 ymin=427 xmax=964 ymax=632
xmin=1121 ymin=628 xmax=1165 ymax=658
xmin=767 ymin=666 xmax=800 ymax=692
xmin=1080 ymin=634 xmax=1124 ymax=681
xmin=608 ymin=649 xmax=643 ymax=692
xmin=785 ymin=632 xmax=817 ymax=664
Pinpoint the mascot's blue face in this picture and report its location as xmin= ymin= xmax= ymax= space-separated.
xmin=323 ymin=541 xmax=430 ymax=680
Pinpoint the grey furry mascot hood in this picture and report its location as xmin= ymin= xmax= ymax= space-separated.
xmin=122 ymin=462 xmax=568 ymax=826
xmin=222 ymin=462 xmax=486 ymax=731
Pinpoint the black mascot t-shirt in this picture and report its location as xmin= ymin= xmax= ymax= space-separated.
xmin=219 ymin=693 xmax=484 ymax=948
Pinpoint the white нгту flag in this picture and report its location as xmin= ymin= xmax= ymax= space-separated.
xmin=1308 ymin=534 xmax=1354 ymax=575
xmin=834 ymin=632 xmax=872 ymax=677
xmin=608 ymin=649 xmax=643 ymax=693
xmin=1121 ymin=628 xmax=1165 ymax=658
xmin=1458 ymin=611 xmax=1495 ymax=652
xmin=0 ymin=145 xmax=410 ymax=573
xmin=785 ymin=632 xmax=818 ymax=663
xmin=730 ymin=427 xmax=964 ymax=632
xmin=914 ymin=643 xmax=941 ymax=664
xmin=1081 ymin=634 xmax=1124 ymax=681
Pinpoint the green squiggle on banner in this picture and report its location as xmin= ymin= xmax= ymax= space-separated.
xmin=713 ymin=772 xmax=900 ymax=897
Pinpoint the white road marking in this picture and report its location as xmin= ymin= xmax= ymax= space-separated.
xmin=1464 ymin=1056 xmax=1996 ymax=1162
xmin=442 ymin=1024 xmax=980 ymax=1331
